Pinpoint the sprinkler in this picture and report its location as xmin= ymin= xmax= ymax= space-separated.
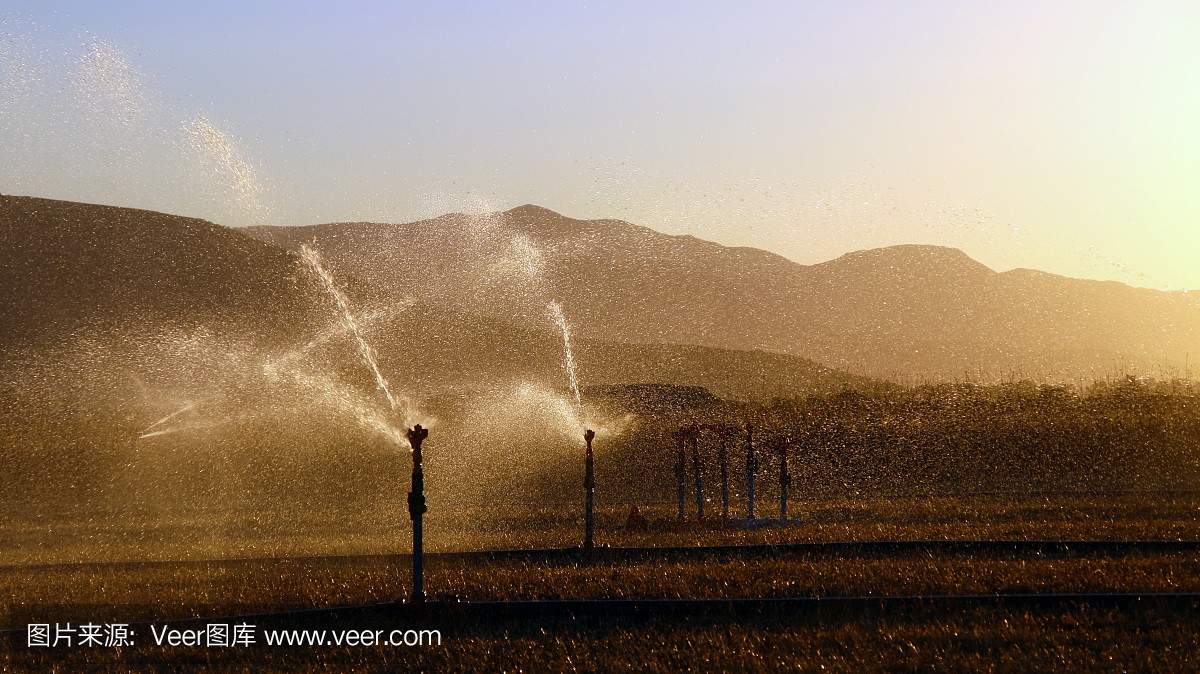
xmin=673 ymin=428 xmax=687 ymax=522
xmin=584 ymin=428 xmax=596 ymax=549
xmin=746 ymin=423 xmax=757 ymax=519
xmin=778 ymin=437 xmax=792 ymax=522
xmin=714 ymin=426 xmax=732 ymax=522
xmin=406 ymin=424 xmax=428 ymax=603
xmin=690 ymin=424 xmax=703 ymax=521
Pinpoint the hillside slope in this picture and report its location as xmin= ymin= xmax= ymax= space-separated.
xmin=0 ymin=194 xmax=315 ymax=347
xmin=244 ymin=205 xmax=1200 ymax=380
xmin=0 ymin=195 xmax=861 ymax=399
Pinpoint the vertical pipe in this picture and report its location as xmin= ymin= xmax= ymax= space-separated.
xmin=779 ymin=437 xmax=791 ymax=522
xmin=584 ymin=429 xmax=595 ymax=549
xmin=674 ymin=428 xmax=687 ymax=522
xmin=691 ymin=425 xmax=703 ymax=521
xmin=718 ymin=429 xmax=729 ymax=522
xmin=746 ymin=423 xmax=756 ymax=519
xmin=406 ymin=424 xmax=429 ymax=603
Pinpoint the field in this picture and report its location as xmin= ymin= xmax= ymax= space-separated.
xmin=3 ymin=491 xmax=1199 ymax=671
xmin=6 ymin=603 xmax=1199 ymax=672
xmin=3 ymin=380 xmax=1199 ymax=669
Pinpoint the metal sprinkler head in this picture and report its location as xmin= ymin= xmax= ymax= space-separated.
xmin=408 ymin=424 xmax=428 ymax=468
xmin=407 ymin=423 xmax=428 ymax=447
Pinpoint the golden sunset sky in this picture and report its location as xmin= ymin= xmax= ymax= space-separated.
xmin=2 ymin=2 xmax=1197 ymax=289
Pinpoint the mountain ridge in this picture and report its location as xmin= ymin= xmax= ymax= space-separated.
xmin=241 ymin=204 xmax=1200 ymax=381
xmin=0 ymin=194 xmax=864 ymax=399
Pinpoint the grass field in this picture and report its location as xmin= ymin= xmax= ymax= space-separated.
xmin=6 ymin=603 xmax=1199 ymax=673
xmin=3 ymin=489 xmax=1199 ymax=565
xmin=2 ymin=491 xmax=1199 ymax=671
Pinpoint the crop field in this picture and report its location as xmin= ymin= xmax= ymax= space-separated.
xmin=3 ymin=380 xmax=1199 ymax=670
xmin=6 ymin=603 xmax=1199 ymax=672
xmin=4 ymin=488 xmax=1199 ymax=563
xmin=3 ymin=491 xmax=1199 ymax=671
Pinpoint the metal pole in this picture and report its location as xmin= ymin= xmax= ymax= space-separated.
xmin=779 ymin=437 xmax=791 ymax=522
xmin=674 ymin=428 xmax=687 ymax=522
xmin=718 ymin=428 xmax=729 ymax=522
xmin=746 ymin=423 xmax=756 ymax=519
xmin=691 ymin=424 xmax=703 ymax=521
xmin=406 ymin=424 xmax=428 ymax=603
xmin=584 ymin=428 xmax=595 ymax=549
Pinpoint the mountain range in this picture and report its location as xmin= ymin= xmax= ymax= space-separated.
xmin=244 ymin=204 xmax=1200 ymax=381
xmin=0 ymin=195 xmax=864 ymax=399
xmin=3 ymin=194 xmax=1196 ymax=513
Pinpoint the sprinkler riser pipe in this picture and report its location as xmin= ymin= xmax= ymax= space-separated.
xmin=781 ymin=482 xmax=787 ymax=520
xmin=719 ymin=434 xmax=729 ymax=521
xmin=779 ymin=439 xmax=792 ymax=522
xmin=748 ymin=473 xmax=755 ymax=519
xmin=407 ymin=475 xmax=426 ymax=602
xmin=746 ymin=424 xmax=756 ymax=519
xmin=691 ymin=429 xmax=703 ymax=521
xmin=406 ymin=424 xmax=429 ymax=603
xmin=411 ymin=499 xmax=423 ymax=598
xmin=674 ymin=430 xmax=687 ymax=522
xmin=584 ymin=429 xmax=595 ymax=549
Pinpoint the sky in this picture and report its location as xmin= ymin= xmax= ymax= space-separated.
xmin=2 ymin=1 xmax=1198 ymax=290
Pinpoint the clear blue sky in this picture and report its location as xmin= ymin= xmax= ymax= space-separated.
xmin=3 ymin=1 xmax=1198 ymax=289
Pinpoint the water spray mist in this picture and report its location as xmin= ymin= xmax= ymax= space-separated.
xmin=547 ymin=301 xmax=582 ymax=418
xmin=301 ymin=244 xmax=404 ymax=417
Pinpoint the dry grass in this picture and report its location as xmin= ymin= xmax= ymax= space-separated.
xmin=2 ymin=491 xmax=1198 ymax=671
xmin=6 ymin=491 xmax=1198 ymax=566
xmin=2 ymin=546 xmax=1198 ymax=626
xmin=0 ymin=492 xmax=1196 ymax=616
xmin=5 ymin=604 xmax=1199 ymax=672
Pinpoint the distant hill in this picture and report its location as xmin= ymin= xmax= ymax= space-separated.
xmin=244 ymin=205 xmax=1200 ymax=381
xmin=0 ymin=195 xmax=875 ymax=514
xmin=0 ymin=195 xmax=862 ymax=399
xmin=367 ymin=302 xmax=869 ymax=399
xmin=5 ymin=195 xmax=1197 ymax=519
xmin=0 ymin=194 xmax=316 ymax=348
